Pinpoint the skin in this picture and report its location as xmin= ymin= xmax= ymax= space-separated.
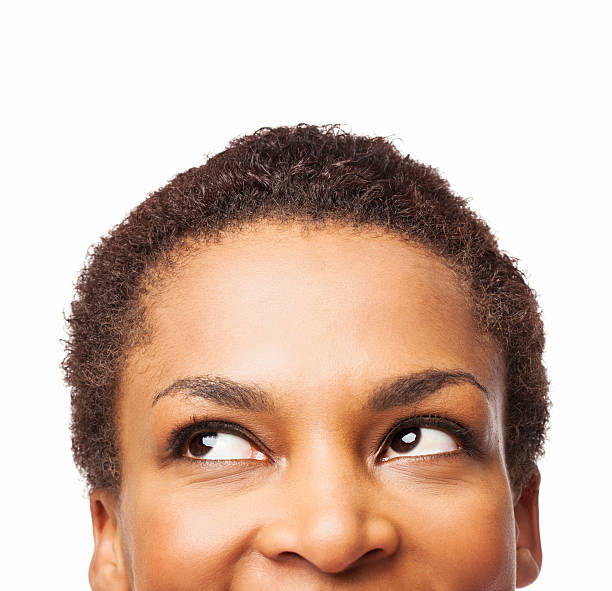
xmin=89 ymin=221 xmax=542 ymax=590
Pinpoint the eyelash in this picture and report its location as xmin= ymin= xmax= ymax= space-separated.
xmin=166 ymin=414 xmax=480 ymax=463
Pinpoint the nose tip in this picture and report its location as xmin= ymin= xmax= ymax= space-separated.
xmin=299 ymin=513 xmax=399 ymax=573
xmin=256 ymin=513 xmax=400 ymax=574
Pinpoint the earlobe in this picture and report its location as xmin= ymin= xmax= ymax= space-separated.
xmin=89 ymin=489 xmax=131 ymax=591
xmin=514 ymin=467 xmax=543 ymax=588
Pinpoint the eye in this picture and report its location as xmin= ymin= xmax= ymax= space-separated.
xmin=185 ymin=431 xmax=267 ymax=461
xmin=380 ymin=426 xmax=459 ymax=461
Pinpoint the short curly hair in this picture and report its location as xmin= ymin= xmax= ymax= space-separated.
xmin=63 ymin=124 xmax=549 ymax=493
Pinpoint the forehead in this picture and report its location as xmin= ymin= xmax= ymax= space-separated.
xmin=123 ymin=222 xmax=504 ymax=412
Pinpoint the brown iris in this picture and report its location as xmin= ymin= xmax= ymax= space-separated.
xmin=188 ymin=433 xmax=217 ymax=457
xmin=389 ymin=428 xmax=421 ymax=454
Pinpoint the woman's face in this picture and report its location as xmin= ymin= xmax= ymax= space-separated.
xmin=90 ymin=222 xmax=541 ymax=590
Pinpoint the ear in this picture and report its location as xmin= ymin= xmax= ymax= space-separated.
xmin=89 ymin=489 xmax=131 ymax=591
xmin=514 ymin=467 xmax=543 ymax=588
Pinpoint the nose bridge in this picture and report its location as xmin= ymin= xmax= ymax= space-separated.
xmin=308 ymin=435 xmax=366 ymax=492
xmin=287 ymin=420 xmax=370 ymax=501
xmin=289 ymin=439 xmax=364 ymax=523
xmin=255 ymin=434 xmax=400 ymax=574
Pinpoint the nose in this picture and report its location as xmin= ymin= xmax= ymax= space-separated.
xmin=254 ymin=462 xmax=400 ymax=574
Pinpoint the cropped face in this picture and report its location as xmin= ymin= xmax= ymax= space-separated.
xmin=89 ymin=222 xmax=541 ymax=590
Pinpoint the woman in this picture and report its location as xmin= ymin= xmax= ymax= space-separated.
xmin=64 ymin=124 xmax=548 ymax=590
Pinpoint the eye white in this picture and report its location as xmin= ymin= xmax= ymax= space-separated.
xmin=383 ymin=427 xmax=458 ymax=460
xmin=189 ymin=432 xmax=266 ymax=460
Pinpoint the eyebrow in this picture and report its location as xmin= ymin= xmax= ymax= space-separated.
xmin=365 ymin=369 xmax=489 ymax=410
xmin=151 ymin=369 xmax=488 ymax=410
xmin=152 ymin=376 xmax=274 ymax=411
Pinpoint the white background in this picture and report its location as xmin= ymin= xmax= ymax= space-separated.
xmin=1 ymin=1 xmax=610 ymax=589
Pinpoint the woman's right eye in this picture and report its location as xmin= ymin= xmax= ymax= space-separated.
xmin=185 ymin=431 xmax=267 ymax=461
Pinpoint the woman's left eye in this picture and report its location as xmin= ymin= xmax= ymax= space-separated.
xmin=185 ymin=431 xmax=267 ymax=461
xmin=380 ymin=427 xmax=459 ymax=461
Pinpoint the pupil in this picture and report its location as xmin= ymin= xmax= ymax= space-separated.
xmin=390 ymin=428 xmax=421 ymax=453
xmin=188 ymin=433 xmax=217 ymax=457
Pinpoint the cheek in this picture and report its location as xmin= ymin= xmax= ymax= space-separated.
xmin=119 ymin=465 xmax=516 ymax=590
xmin=400 ymin=481 xmax=515 ymax=590
xmin=125 ymin=486 xmax=261 ymax=591
xmin=431 ymin=496 xmax=515 ymax=589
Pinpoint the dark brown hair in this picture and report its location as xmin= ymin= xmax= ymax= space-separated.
xmin=63 ymin=124 xmax=549 ymax=493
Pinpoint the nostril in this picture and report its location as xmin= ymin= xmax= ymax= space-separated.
xmin=340 ymin=547 xmax=388 ymax=572
xmin=276 ymin=551 xmax=305 ymax=564
xmin=276 ymin=547 xmax=388 ymax=573
xmin=358 ymin=548 xmax=386 ymax=564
